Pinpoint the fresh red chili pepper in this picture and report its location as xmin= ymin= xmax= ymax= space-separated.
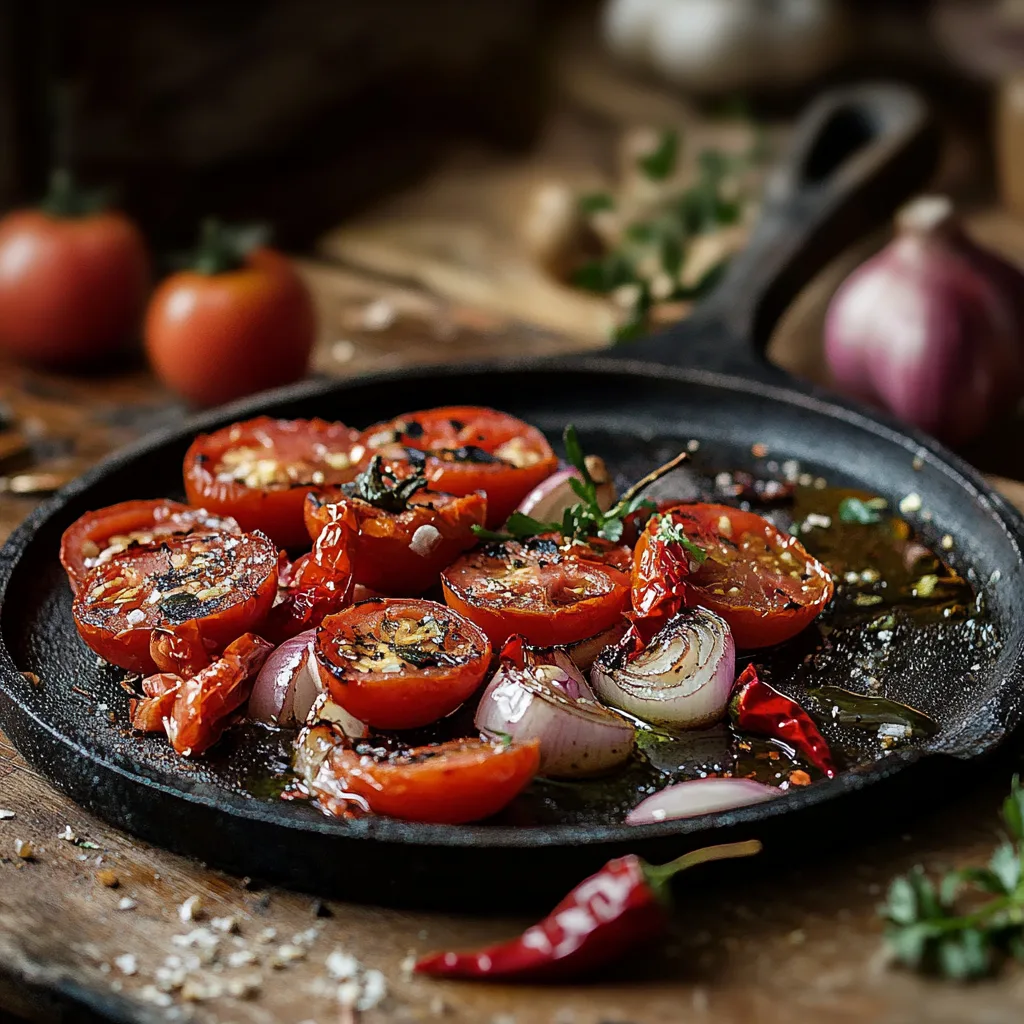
xmin=414 ymin=839 xmax=761 ymax=981
xmin=729 ymin=663 xmax=837 ymax=778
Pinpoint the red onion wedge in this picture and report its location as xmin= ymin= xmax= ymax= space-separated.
xmin=249 ymin=630 xmax=318 ymax=724
xmin=475 ymin=636 xmax=634 ymax=777
xmin=627 ymin=777 xmax=782 ymax=824
xmin=591 ymin=609 xmax=735 ymax=728
xmin=560 ymin=619 xmax=630 ymax=673
xmin=249 ymin=629 xmax=367 ymax=737
xmin=516 ymin=458 xmax=617 ymax=522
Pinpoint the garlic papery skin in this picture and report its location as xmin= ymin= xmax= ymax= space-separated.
xmin=824 ymin=195 xmax=1024 ymax=445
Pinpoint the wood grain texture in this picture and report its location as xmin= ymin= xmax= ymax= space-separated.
xmin=2 ymin=257 xmax=1024 ymax=1023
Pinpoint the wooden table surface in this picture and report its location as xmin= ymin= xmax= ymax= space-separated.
xmin=2 ymin=253 xmax=1024 ymax=1024
xmin=6 ymin=41 xmax=1024 ymax=1019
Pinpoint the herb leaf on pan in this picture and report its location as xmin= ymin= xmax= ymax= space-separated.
xmin=472 ymin=426 xmax=705 ymax=559
xmin=880 ymin=776 xmax=1024 ymax=980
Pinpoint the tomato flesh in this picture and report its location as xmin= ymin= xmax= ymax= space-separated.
xmin=315 ymin=598 xmax=492 ymax=729
xmin=441 ymin=537 xmax=630 ymax=649
xmin=183 ymin=417 xmax=361 ymax=548
xmin=636 ymin=504 xmax=834 ymax=648
xmin=321 ymin=737 xmax=540 ymax=824
xmin=73 ymin=530 xmax=278 ymax=674
xmin=60 ymin=499 xmax=239 ymax=593
xmin=305 ymin=487 xmax=486 ymax=596
xmin=357 ymin=406 xmax=558 ymax=529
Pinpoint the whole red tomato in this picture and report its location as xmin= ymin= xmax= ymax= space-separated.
xmin=0 ymin=175 xmax=149 ymax=366
xmin=145 ymin=222 xmax=316 ymax=407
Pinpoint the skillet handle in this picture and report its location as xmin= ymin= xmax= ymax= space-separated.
xmin=626 ymin=82 xmax=938 ymax=378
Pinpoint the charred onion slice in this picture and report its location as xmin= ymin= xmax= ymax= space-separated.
xmin=591 ymin=608 xmax=735 ymax=728
xmin=73 ymin=529 xmax=278 ymax=674
xmin=314 ymin=598 xmax=492 ymax=729
xmin=476 ymin=636 xmax=634 ymax=777
xmin=356 ymin=406 xmax=558 ymax=528
xmin=183 ymin=416 xmax=361 ymax=548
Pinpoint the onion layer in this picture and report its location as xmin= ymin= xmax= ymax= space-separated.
xmin=475 ymin=636 xmax=634 ymax=777
xmin=560 ymin=619 xmax=630 ymax=673
xmin=590 ymin=609 xmax=735 ymax=728
xmin=516 ymin=459 xmax=616 ymax=522
xmin=249 ymin=629 xmax=367 ymax=737
xmin=249 ymin=629 xmax=318 ymax=724
xmin=626 ymin=777 xmax=781 ymax=824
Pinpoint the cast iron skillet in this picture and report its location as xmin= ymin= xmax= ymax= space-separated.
xmin=2 ymin=85 xmax=1023 ymax=910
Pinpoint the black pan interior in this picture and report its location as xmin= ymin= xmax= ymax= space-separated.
xmin=1 ymin=358 xmax=1022 ymax=907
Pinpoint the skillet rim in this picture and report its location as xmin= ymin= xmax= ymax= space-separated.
xmin=1 ymin=354 xmax=1022 ymax=850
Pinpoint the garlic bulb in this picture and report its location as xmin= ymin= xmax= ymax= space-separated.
xmin=603 ymin=0 xmax=848 ymax=95
xmin=824 ymin=195 xmax=1024 ymax=445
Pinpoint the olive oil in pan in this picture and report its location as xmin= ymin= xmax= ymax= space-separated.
xmin=115 ymin=455 xmax=994 ymax=827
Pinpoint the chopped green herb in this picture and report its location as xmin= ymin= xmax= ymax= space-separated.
xmin=914 ymin=574 xmax=939 ymax=599
xmin=654 ymin=514 xmax=707 ymax=564
xmin=637 ymin=129 xmax=679 ymax=182
xmin=838 ymin=496 xmax=888 ymax=525
xmin=881 ymin=776 xmax=1024 ymax=980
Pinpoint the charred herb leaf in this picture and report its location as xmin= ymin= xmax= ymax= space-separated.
xmin=838 ymin=496 xmax=888 ymax=525
xmin=881 ymin=776 xmax=1024 ymax=980
xmin=352 ymin=455 xmax=427 ymax=513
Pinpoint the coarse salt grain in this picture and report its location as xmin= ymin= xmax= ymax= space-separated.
xmin=325 ymin=950 xmax=359 ymax=980
xmin=0 ymin=810 xmax=14 ymax=820
xmin=178 ymin=895 xmax=204 ymax=922
xmin=114 ymin=954 xmax=137 ymax=976
xmin=117 ymin=897 xmax=138 ymax=911
xmin=139 ymin=986 xmax=173 ymax=1008
xmin=899 ymin=492 xmax=922 ymax=514
xmin=57 ymin=825 xmax=76 ymax=842
xmin=211 ymin=915 xmax=239 ymax=934
xmin=227 ymin=949 xmax=256 ymax=968
xmin=357 ymin=969 xmax=387 ymax=1011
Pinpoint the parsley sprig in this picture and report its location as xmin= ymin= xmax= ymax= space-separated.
xmin=881 ymin=776 xmax=1024 ymax=980
xmin=472 ymin=426 xmax=700 ymax=555
xmin=654 ymin=512 xmax=707 ymax=564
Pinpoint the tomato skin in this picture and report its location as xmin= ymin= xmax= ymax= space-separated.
xmin=0 ymin=209 xmax=149 ymax=366
xmin=60 ymin=499 xmax=239 ymax=593
xmin=358 ymin=406 xmax=558 ymax=528
xmin=145 ymin=248 xmax=316 ymax=407
xmin=323 ymin=737 xmax=540 ymax=824
xmin=315 ymin=598 xmax=492 ymax=729
xmin=183 ymin=417 xmax=360 ymax=549
xmin=72 ymin=530 xmax=279 ymax=674
xmin=636 ymin=504 xmax=834 ymax=649
xmin=305 ymin=488 xmax=486 ymax=596
xmin=441 ymin=538 xmax=630 ymax=649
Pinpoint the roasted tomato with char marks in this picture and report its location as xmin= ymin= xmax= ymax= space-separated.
xmin=183 ymin=417 xmax=361 ymax=548
xmin=60 ymin=498 xmax=239 ymax=594
xmin=356 ymin=406 xmax=557 ymax=529
xmin=304 ymin=455 xmax=486 ymax=596
xmin=441 ymin=536 xmax=631 ymax=649
xmin=634 ymin=504 xmax=834 ymax=649
xmin=314 ymin=598 xmax=492 ymax=729
xmin=309 ymin=734 xmax=541 ymax=824
xmin=72 ymin=529 xmax=278 ymax=674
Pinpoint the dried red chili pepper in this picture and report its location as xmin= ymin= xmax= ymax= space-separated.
xmin=414 ymin=839 xmax=761 ymax=981
xmin=628 ymin=513 xmax=700 ymax=647
xmin=729 ymin=664 xmax=837 ymax=778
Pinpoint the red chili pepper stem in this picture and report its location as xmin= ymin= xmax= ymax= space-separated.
xmin=641 ymin=839 xmax=763 ymax=905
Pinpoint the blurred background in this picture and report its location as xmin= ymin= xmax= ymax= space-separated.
xmin=3 ymin=0 xmax=1024 ymax=514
